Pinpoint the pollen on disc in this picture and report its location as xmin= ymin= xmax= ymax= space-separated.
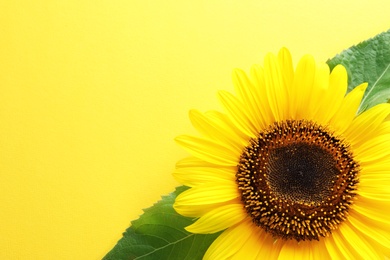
xmin=236 ymin=120 xmax=359 ymax=241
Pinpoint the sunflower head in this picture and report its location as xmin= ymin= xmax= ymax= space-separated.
xmin=173 ymin=48 xmax=390 ymax=259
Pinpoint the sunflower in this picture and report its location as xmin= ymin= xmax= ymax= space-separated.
xmin=173 ymin=48 xmax=390 ymax=259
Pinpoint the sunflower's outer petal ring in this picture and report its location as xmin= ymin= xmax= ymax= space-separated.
xmin=185 ymin=203 xmax=246 ymax=234
xmin=325 ymin=228 xmax=362 ymax=259
xmin=189 ymin=109 xmax=245 ymax=152
xmin=279 ymin=239 xmax=331 ymax=260
xmin=250 ymin=64 xmax=276 ymax=126
xmin=203 ymin=219 xmax=256 ymax=260
xmin=337 ymin=222 xmax=383 ymax=259
xmin=175 ymin=156 xmax=218 ymax=168
xmin=204 ymin=110 xmax=251 ymax=147
xmin=230 ymin=225 xmax=282 ymax=260
xmin=291 ymin=54 xmax=316 ymax=121
xmin=349 ymin=214 xmax=390 ymax=253
xmin=277 ymin=47 xmax=294 ymax=95
xmin=311 ymin=239 xmax=332 ymax=260
xmin=354 ymin=133 xmax=390 ymax=163
xmin=232 ymin=68 xmax=268 ymax=131
xmin=218 ymin=90 xmax=258 ymax=138
xmin=353 ymin=198 xmax=390 ymax=226
xmin=263 ymin=53 xmax=286 ymax=122
xmin=203 ymin=219 xmax=283 ymax=260
xmin=360 ymin=159 xmax=390 ymax=174
xmin=310 ymin=63 xmax=330 ymax=120
xmin=173 ymin=166 xmax=235 ymax=187
xmin=175 ymin=135 xmax=238 ymax=166
xmin=343 ymin=103 xmax=390 ymax=147
xmin=279 ymin=240 xmax=310 ymax=259
xmin=173 ymin=181 xmax=240 ymax=217
xmin=329 ymin=83 xmax=368 ymax=134
xmin=324 ymin=233 xmax=345 ymax=260
xmin=315 ymin=65 xmax=348 ymax=125
xmin=358 ymin=189 xmax=390 ymax=201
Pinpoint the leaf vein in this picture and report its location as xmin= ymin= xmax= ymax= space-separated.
xmin=134 ymin=233 xmax=195 ymax=259
xmin=358 ymin=62 xmax=390 ymax=111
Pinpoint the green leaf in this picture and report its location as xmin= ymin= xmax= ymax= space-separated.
xmin=327 ymin=29 xmax=390 ymax=113
xmin=103 ymin=186 xmax=222 ymax=260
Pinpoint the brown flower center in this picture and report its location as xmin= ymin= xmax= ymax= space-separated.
xmin=236 ymin=120 xmax=359 ymax=241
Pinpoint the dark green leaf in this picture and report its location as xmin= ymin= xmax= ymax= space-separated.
xmin=327 ymin=29 xmax=390 ymax=113
xmin=103 ymin=186 xmax=221 ymax=260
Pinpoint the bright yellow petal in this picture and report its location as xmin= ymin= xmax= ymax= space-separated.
xmin=277 ymin=240 xmax=331 ymax=260
xmin=205 ymin=110 xmax=250 ymax=145
xmin=189 ymin=109 xmax=245 ymax=152
xmin=218 ymin=90 xmax=258 ymax=138
xmin=326 ymin=228 xmax=360 ymax=259
xmin=174 ymin=182 xmax=240 ymax=217
xmin=349 ymin=214 xmax=390 ymax=252
xmin=324 ymin=233 xmax=345 ymax=259
xmin=315 ymin=65 xmax=348 ymax=124
xmin=291 ymin=54 xmax=316 ymax=120
xmin=338 ymin=222 xmax=383 ymax=259
xmin=229 ymin=227 xmax=267 ymax=260
xmin=309 ymin=63 xmax=330 ymax=120
xmin=185 ymin=203 xmax=246 ymax=234
xmin=263 ymin=52 xmax=286 ymax=121
xmin=343 ymin=103 xmax=390 ymax=147
xmin=354 ymin=133 xmax=390 ymax=163
xmin=310 ymin=239 xmax=331 ymax=260
xmin=173 ymin=166 xmax=235 ymax=187
xmin=175 ymin=156 xmax=217 ymax=168
xmin=353 ymin=198 xmax=390 ymax=225
xmin=250 ymin=64 xmax=276 ymax=126
xmin=175 ymin=135 xmax=239 ymax=166
xmin=203 ymin=219 xmax=256 ymax=260
xmin=277 ymin=47 xmax=294 ymax=93
xmin=232 ymin=68 xmax=268 ymax=130
xmin=279 ymin=240 xmax=311 ymax=260
xmin=329 ymin=83 xmax=368 ymax=134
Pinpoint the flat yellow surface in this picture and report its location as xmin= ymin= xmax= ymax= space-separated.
xmin=0 ymin=1 xmax=389 ymax=259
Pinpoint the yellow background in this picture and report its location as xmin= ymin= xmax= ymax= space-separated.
xmin=0 ymin=1 xmax=389 ymax=259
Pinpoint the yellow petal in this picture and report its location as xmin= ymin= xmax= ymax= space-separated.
xmin=250 ymin=64 xmax=276 ymax=126
xmin=203 ymin=219 xmax=256 ymax=260
xmin=278 ymin=240 xmax=311 ymax=260
xmin=218 ymin=90 xmax=258 ymax=138
xmin=315 ymin=65 xmax=348 ymax=124
xmin=338 ymin=222 xmax=383 ymax=259
xmin=174 ymin=181 xmax=240 ymax=215
xmin=353 ymin=198 xmax=390 ymax=225
xmin=263 ymin=52 xmax=286 ymax=121
xmin=173 ymin=166 xmax=235 ymax=187
xmin=175 ymin=135 xmax=239 ymax=166
xmin=310 ymin=63 xmax=330 ymax=120
xmin=189 ymin=109 xmax=245 ymax=152
xmin=324 ymin=232 xmax=345 ymax=259
xmin=349 ymin=214 xmax=390 ymax=252
xmin=327 ymin=228 xmax=360 ymax=259
xmin=277 ymin=47 xmax=294 ymax=93
xmin=230 ymin=227 xmax=267 ymax=260
xmin=343 ymin=103 xmax=390 ymax=147
xmin=354 ymin=133 xmax=390 ymax=163
xmin=291 ymin=54 xmax=316 ymax=120
xmin=329 ymin=83 xmax=368 ymax=134
xmin=175 ymin=156 xmax=217 ymax=168
xmin=185 ymin=203 xmax=246 ymax=233
xmin=232 ymin=68 xmax=268 ymax=130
